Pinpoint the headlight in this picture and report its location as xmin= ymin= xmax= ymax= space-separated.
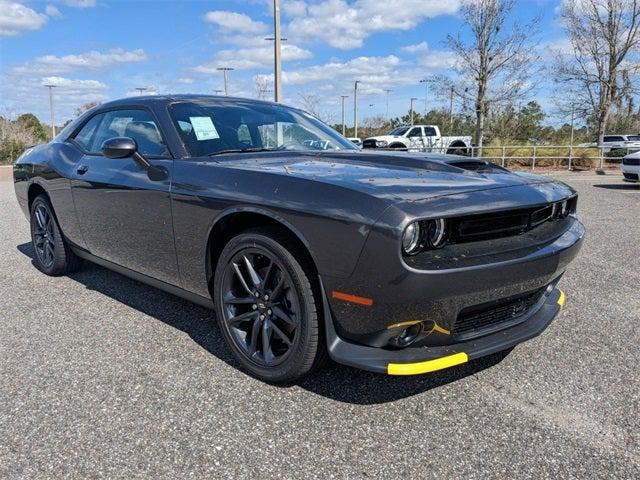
xmin=426 ymin=219 xmax=447 ymax=248
xmin=402 ymin=222 xmax=422 ymax=255
xmin=560 ymin=200 xmax=569 ymax=217
xmin=376 ymin=140 xmax=388 ymax=147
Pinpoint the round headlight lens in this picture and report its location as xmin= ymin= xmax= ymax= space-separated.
xmin=402 ymin=222 xmax=422 ymax=255
xmin=376 ymin=140 xmax=388 ymax=147
xmin=426 ymin=219 xmax=447 ymax=248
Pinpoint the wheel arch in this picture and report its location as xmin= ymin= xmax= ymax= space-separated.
xmin=205 ymin=207 xmax=320 ymax=295
xmin=27 ymin=182 xmax=49 ymax=211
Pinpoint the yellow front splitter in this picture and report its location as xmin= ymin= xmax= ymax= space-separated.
xmin=387 ymin=352 xmax=468 ymax=376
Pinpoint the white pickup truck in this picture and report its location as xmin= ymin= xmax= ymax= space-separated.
xmin=362 ymin=125 xmax=473 ymax=154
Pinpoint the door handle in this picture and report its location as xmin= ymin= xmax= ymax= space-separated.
xmin=77 ymin=165 xmax=89 ymax=175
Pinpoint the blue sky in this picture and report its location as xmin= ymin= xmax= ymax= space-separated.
xmin=1 ymin=0 xmax=567 ymax=125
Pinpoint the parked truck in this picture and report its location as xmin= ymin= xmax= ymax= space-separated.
xmin=363 ymin=125 xmax=473 ymax=155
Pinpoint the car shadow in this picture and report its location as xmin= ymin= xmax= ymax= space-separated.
xmin=17 ymin=242 xmax=511 ymax=405
xmin=593 ymin=183 xmax=639 ymax=190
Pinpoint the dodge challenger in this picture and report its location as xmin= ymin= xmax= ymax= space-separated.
xmin=13 ymin=95 xmax=584 ymax=382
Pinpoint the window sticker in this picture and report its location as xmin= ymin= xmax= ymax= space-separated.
xmin=189 ymin=116 xmax=219 ymax=140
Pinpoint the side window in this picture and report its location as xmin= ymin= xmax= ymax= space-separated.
xmin=408 ymin=127 xmax=423 ymax=137
xmin=424 ymin=127 xmax=437 ymax=136
xmin=71 ymin=113 xmax=105 ymax=151
xmin=91 ymin=109 xmax=169 ymax=156
xmin=604 ymin=136 xmax=623 ymax=142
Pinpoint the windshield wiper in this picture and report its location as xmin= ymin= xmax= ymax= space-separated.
xmin=207 ymin=147 xmax=275 ymax=156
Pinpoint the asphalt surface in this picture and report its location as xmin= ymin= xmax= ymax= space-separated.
xmin=1 ymin=173 xmax=638 ymax=479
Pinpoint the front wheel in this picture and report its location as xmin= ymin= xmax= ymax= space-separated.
xmin=213 ymin=227 xmax=325 ymax=383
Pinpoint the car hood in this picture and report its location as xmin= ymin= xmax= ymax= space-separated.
xmin=364 ymin=135 xmax=402 ymax=142
xmin=209 ymin=150 xmax=555 ymax=204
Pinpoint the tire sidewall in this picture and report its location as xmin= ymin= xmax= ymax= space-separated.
xmin=30 ymin=196 xmax=62 ymax=275
xmin=213 ymin=231 xmax=318 ymax=382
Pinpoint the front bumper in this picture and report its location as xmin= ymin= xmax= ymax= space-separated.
xmin=323 ymin=285 xmax=566 ymax=375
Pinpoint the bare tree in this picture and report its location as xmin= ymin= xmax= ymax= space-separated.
xmin=75 ymin=102 xmax=100 ymax=117
xmin=440 ymin=0 xmax=541 ymax=149
xmin=297 ymin=93 xmax=336 ymax=124
xmin=254 ymin=75 xmax=273 ymax=100
xmin=553 ymin=0 xmax=640 ymax=146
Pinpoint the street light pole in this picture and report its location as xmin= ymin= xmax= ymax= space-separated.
xmin=273 ymin=0 xmax=283 ymax=103
xmin=353 ymin=80 xmax=360 ymax=139
xmin=410 ymin=97 xmax=418 ymax=125
xmin=216 ymin=67 xmax=234 ymax=96
xmin=384 ymin=89 xmax=392 ymax=119
xmin=570 ymin=103 xmax=575 ymax=147
xmin=449 ymin=86 xmax=454 ymax=132
xmin=340 ymin=95 xmax=349 ymax=136
xmin=420 ymin=79 xmax=428 ymax=116
xmin=43 ymin=84 xmax=56 ymax=137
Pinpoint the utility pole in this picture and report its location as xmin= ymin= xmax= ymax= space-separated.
xmin=384 ymin=89 xmax=392 ymax=119
xmin=216 ymin=67 xmax=234 ymax=96
xmin=273 ymin=0 xmax=283 ymax=103
xmin=213 ymin=89 xmax=223 ymax=95
xmin=420 ymin=79 xmax=428 ymax=116
xmin=410 ymin=97 xmax=418 ymax=125
xmin=340 ymin=95 xmax=349 ymax=136
xmin=43 ymin=84 xmax=57 ymax=137
xmin=135 ymin=87 xmax=147 ymax=96
xmin=353 ymin=80 xmax=360 ymax=139
xmin=449 ymin=86 xmax=455 ymax=132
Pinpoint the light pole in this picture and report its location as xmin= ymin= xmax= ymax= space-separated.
xmin=570 ymin=103 xmax=575 ymax=147
xmin=353 ymin=80 xmax=360 ymax=139
xmin=410 ymin=97 xmax=418 ymax=125
xmin=273 ymin=0 xmax=283 ymax=102
xmin=449 ymin=86 xmax=455 ymax=132
xmin=340 ymin=95 xmax=349 ymax=136
xmin=216 ymin=67 xmax=234 ymax=96
xmin=384 ymin=89 xmax=392 ymax=119
xmin=135 ymin=87 xmax=147 ymax=96
xmin=420 ymin=79 xmax=428 ymax=116
xmin=43 ymin=84 xmax=57 ymax=137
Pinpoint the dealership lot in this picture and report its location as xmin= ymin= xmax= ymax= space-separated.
xmin=0 ymin=174 xmax=638 ymax=478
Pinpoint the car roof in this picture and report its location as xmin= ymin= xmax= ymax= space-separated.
xmin=97 ymin=94 xmax=283 ymax=110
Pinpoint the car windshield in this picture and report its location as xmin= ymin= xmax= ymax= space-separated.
xmin=389 ymin=127 xmax=410 ymax=136
xmin=627 ymin=135 xmax=640 ymax=141
xmin=169 ymin=100 xmax=356 ymax=157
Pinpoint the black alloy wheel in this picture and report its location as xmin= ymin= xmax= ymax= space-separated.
xmin=214 ymin=227 xmax=326 ymax=382
xmin=30 ymin=194 xmax=82 ymax=276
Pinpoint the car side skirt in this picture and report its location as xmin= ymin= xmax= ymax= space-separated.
xmin=71 ymin=247 xmax=215 ymax=309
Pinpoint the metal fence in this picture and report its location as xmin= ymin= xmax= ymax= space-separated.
xmin=391 ymin=145 xmax=639 ymax=170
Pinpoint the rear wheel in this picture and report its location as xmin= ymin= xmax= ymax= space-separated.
xmin=213 ymin=227 xmax=325 ymax=383
xmin=30 ymin=194 xmax=82 ymax=276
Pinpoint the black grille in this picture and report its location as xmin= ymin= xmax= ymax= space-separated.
xmin=362 ymin=139 xmax=378 ymax=149
xmin=622 ymin=157 xmax=640 ymax=166
xmin=623 ymin=172 xmax=639 ymax=180
xmin=453 ymin=288 xmax=545 ymax=339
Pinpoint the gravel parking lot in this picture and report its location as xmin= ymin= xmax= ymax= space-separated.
xmin=0 ymin=173 xmax=638 ymax=478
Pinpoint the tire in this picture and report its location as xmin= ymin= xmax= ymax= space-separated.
xmin=213 ymin=226 xmax=326 ymax=383
xmin=30 ymin=194 xmax=83 ymax=276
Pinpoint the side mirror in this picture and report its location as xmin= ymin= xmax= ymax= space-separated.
xmin=101 ymin=137 xmax=138 ymax=159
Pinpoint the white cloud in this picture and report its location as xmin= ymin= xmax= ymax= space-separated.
xmin=45 ymin=5 xmax=63 ymax=18
xmin=401 ymin=41 xmax=429 ymax=54
xmin=204 ymin=10 xmax=267 ymax=33
xmin=194 ymin=44 xmax=312 ymax=71
xmin=13 ymin=48 xmax=148 ymax=74
xmin=0 ymin=1 xmax=47 ymax=36
xmin=64 ymin=0 xmax=97 ymax=7
xmin=41 ymin=76 xmax=108 ymax=91
xmin=176 ymin=77 xmax=194 ymax=84
xmin=287 ymin=0 xmax=461 ymax=49
xmin=283 ymin=0 xmax=307 ymax=16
